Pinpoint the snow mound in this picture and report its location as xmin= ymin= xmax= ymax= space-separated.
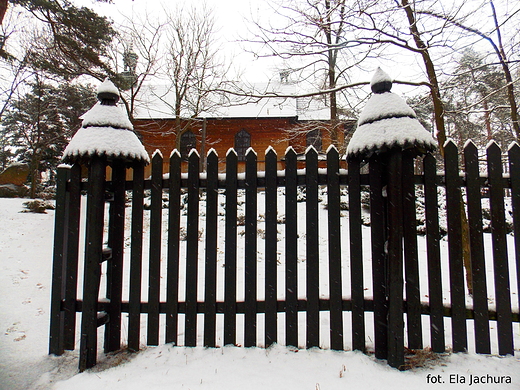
xmin=62 ymin=79 xmax=149 ymax=164
xmin=347 ymin=117 xmax=436 ymax=158
xmin=63 ymin=126 xmax=150 ymax=163
xmin=347 ymin=68 xmax=436 ymax=159
xmin=81 ymin=103 xmax=134 ymax=130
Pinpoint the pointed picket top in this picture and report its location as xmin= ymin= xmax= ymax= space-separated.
xmin=508 ymin=141 xmax=520 ymax=153
xmin=486 ymin=139 xmax=500 ymax=152
xmin=188 ymin=148 xmax=200 ymax=158
xmin=226 ymin=147 xmax=238 ymax=157
xmin=246 ymin=147 xmax=258 ymax=157
xmin=444 ymin=139 xmax=458 ymax=151
xmin=285 ymin=146 xmax=296 ymax=156
xmin=152 ymin=149 xmax=163 ymax=159
xmin=326 ymin=144 xmax=340 ymax=161
xmin=305 ymin=145 xmax=318 ymax=155
xmin=265 ymin=145 xmax=277 ymax=156
xmin=326 ymin=144 xmax=339 ymax=154
xmin=207 ymin=148 xmax=218 ymax=157
xmin=464 ymin=139 xmax=477 ymax=150
xmin=346 ymin=68 xmax=436 ymax=160
xmin=170 ymin=149 xmax=181 ymax=159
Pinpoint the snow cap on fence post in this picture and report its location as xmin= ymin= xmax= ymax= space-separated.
xmin=61 ymin=78 xmax=150 ymax=165
xmin=346 ymin=68 xmax=436 ymax=160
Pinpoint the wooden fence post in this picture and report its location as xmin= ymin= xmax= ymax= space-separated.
xmin=49 ymin=165 xmax=70 ymax=356
xmin=79 ymin=155 xmax=106 ymax=371
xmin=386 ymin=151 xmax=405 ymax=369
xmin=58 ymin=79 xmax=150 ymax=371
xmin=345 ymin=68 xmax=436 ymax=368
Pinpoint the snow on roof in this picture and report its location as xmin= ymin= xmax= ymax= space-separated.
xmin=133 ymin=81 xmax=331 ymax=121
xmin=62 ymin=79 xmax=149 ymax=164
xmin=346 ymin=68 xmax=436 ymax=159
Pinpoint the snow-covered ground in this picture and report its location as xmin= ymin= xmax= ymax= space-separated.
xmin=1 ymin=196 xmax=519 ymax=390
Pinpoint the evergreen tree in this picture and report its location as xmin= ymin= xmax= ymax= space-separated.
xmin=2 ymin=0 xmax=115 ymax=80
xmin=2 ymin=78 xmax=96 ymax=197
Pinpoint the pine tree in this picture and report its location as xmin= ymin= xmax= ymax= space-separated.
xmin=3 ymin=0 xmax=116 ymax=80
xmin=2 ymin=78 xmax=96 ymax=197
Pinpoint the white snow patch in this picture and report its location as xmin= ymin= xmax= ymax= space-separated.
xmin=81 ymin=103 xmax=134 ymax=130
xmin=346 ymin=116 xmax=436 ymax=157
xmin=63 ymin=127 xmax=150 ymax=162
xmin=98 ymin=78 xmax=120 ymax=96
xmin=357 ymin=92 xmax=416 ymax=126
xmin=371 ymin=67 xmax=393 ymax=87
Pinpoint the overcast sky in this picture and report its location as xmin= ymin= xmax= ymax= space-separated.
xmin=77 ymin=0 xmax=519 ymax=98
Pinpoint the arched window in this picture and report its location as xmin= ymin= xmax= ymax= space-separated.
xmin=234 ymin=129 xmax=251 ymax=161
xmin=306 ymin=128 xmax=322 ymax=151
xmin=180 ymin=130 xmax=197 ymax=160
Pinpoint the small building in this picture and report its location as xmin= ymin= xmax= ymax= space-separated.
xmin=133 ymin=80 xmax=355 ymax=173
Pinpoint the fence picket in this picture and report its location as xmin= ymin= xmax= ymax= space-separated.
xmin=244 ymin=149 xmax=258 ymax=347
xmin=63 ymin=163 xmax=81 ymax=351
xmin=327 ymin=146 xmax=343 ymax=350
xmin=348 ymin=157 xmax=365 ymax=352
xmin=49 ymin=165 xmax=70 ymax=356
xmin=487 ymin=142 xmax=514 ymax=355
xmin=185 ymin=151 xmax=200 ymax=347
xmin=508 ymin=143 xmax=520 ymax=330
xmin=224 ymin=150 xmax=238 ymax=346
xmin=79 ymin=156 xmax=106 ymax=371
xmin=402 ymin=152 xmax=422 ymax=350
xmin=306 ymin=147 xmax=320 ymax=348
xmin=204 ymin=150 xmax=219 ymax=347
xmin=285 ymin=148 xmax=298 ymax=348
xmin=444 ymin=141 xmax=468 ymax=353
xmin=369 ymin=156 xmax=388 ymax=359
xmin=464 ymin=141 xmax=490 ymax=354
xmin=386 ymin=152 xmax=404 ymax=369
xmin=166 ymin=151 xmax=181 ymax=345
xmin=423 ymin=153 xmax=445 ymax=353
xmin=128 ymin=162 xmax=145 ymax=351
xmin=147 ymin=151 xmax=163 ymax=346
xmin=265 ymin=148 xmax=278 ymax=347
xmin=104 ymin=161 xmax=126 ymax=353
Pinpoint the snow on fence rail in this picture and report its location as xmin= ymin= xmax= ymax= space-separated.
xmin=50 ymin=141 xmax=520 ymax=372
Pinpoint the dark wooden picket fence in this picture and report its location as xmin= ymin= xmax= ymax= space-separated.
xmin=49 ymin=140 xmax=520 ymax=371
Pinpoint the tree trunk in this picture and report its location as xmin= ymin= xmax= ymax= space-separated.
xmin=0 ymin=0 xmax=7 ymax=25
xmin=490 ymin=0 xmax=520 ymax=139
xmin=29 ymin=154 xmax=40 ymax=199
xmin=401 ymin=0 xmax=472 ymax=293
xmin=401 ymin=0 xmax=446 ymax=157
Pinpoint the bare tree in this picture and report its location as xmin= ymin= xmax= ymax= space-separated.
xmin=156 ymin=3 xmax=230 ymax=150
xmin=108 ymin=12 xmax=167 ymax=121
xmin=415 ymin=0 xmax=520 ymax=140
xmin=246 ymin=0 xmax=373 ymax=148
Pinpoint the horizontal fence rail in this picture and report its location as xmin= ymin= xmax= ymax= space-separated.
xmin=50 ymin=141 xmax=520 ymax=371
